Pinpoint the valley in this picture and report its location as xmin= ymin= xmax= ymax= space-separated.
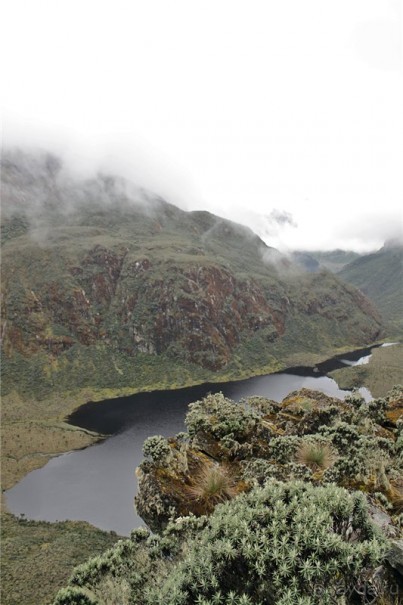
xmin=1 ymin=150 xmax=402 ymax=605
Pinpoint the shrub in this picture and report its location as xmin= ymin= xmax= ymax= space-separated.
xmin=143 ymin=481 xmax=387 ymax=605
xmin=142 ymin=435 xmax=171 ymax=465
xmin=53 ymin=587 xmax=98 ymax=605
xmin=345 ymin=390 xmax=365 ymax=409
xmin=185 ymin=392 xmax=258 ymax=442
xmin=319 ymin=421 xmax=361 ymax=452
xmin=241 ymin=458 xmax=284 ymax=484
xmin=267 ymin=435 xmax=301 ymax=463
xmin=368 ymin=396 xmax=388 ymax=424
xmin=55 ymin=481 xmax=389 ymax=605
xmin=130 ymin=527 xmax=150 ymax=543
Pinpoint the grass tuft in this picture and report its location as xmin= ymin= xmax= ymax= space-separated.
xmin=185 ymin=464 xmax=238 ymax=512
xmin=296 ymin=442 xmax=336 ymax=471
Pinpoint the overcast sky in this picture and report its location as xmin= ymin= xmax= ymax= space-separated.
xmin=2 ymin=0 xmax=402 ymax=251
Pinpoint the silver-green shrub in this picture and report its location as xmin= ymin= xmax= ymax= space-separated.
xmin=142 ymin=435 xmax=171 ymax=465
xmin=54 ymin=481 xmax=389 ymax=605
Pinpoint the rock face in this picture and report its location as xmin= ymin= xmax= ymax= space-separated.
xmin=386 ymin=540 xmax=403 ymax=578
xmin=1 ymin=150 xmax=383 ymax=399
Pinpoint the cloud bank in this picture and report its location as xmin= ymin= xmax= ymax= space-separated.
xmin=2 ymin=0 xmax=402 ymax=252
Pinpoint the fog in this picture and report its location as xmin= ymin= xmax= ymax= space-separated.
xmin=1 ymin=148 xmax=173 ymax=245
xmin=2 ymin=0 xmax=402 ymax=253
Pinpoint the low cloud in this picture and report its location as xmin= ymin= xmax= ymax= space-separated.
xmin=266 ymin=209 xmax=298 ymax=229
xmin=1 ymin=147 xmax=180 ymax=246
xmin=330 ymin=211 xmax=403 ymax=252
xmin=212 ymin=207 xmax=298 ymax=249
xmin=2 ymin=145 xmax=401 ymax=254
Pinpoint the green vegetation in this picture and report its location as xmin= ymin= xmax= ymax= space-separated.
xmin=302 ymin=249 xmax=362 ymax=272
xmin=1 ymin=149 xmax=385 ymax=494
xmin=184 ymin=463 xmax=238 ymax=511
xmin=296 ymin=441 xmax=336 ymax=471
xmin=3 ymin=383 xmax=403 ymax=604
xmin=295 ymin=245 xmax=403 ymax=338
xmin=1 ymin=411 xmax=100 ymax=490
xmin=0 ymin=513 xmax=120 ymax=605
xmin=2 ymin=151 xmax=401 ymax=605
xmin=1 ymin=149 xmax=383 ymax=407
xmin=142 ymin=435 xmax=172 ymax=465
xmin=52 ymin=481 xmax=395 ymax=604
xmin=135 ymin=388 xmax=403 ymax=530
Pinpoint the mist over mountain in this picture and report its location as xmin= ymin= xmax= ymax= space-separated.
xmin=1 ymin=149 xmax=384 ymax=401
xmin=2 ymin=1 xmax=403 ymax=602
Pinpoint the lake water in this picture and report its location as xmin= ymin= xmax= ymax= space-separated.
xmin=4 ymin=347 xmax=375 ymax=536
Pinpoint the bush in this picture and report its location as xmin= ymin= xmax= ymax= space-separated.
xmin=186 ymin=392 xmax=258 ymax=442
xmin=267 ymin=435 xmax=301 ymax=463
xmin=55 ymin=481 xmax=389 ymax=605
xmin=345 ymin=390 xmax=365 ymax=409
xmin=143 ymin=481 xmax=387 ymax=605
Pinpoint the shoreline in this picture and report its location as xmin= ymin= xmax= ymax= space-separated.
xmin=64 ymin=340 xmax=387 ymax=422
xmin=1 ymin=338 xmax=394 ymax=496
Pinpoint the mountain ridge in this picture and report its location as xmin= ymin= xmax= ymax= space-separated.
xmin=1 ymin=150 xmax=384 ymax=402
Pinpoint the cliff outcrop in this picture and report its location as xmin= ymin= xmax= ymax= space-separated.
xmin=135 ymin=388 xmax=403 ymax=532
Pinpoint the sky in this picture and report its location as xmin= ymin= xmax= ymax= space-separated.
xmin=2 ymin=0 xmax=402 ymax=251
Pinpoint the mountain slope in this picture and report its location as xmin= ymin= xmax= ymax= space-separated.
xmin=1 ymin=150 xmax=383 ymax=402
xmin=338 ymin=242 xmax=403 ymax=336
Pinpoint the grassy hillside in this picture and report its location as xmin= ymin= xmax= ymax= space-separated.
xmin=0 ymin=513 xmax=120 ymax=605
xmin=1 ymin=150 xmax=383 ymax=403
xmin=338 ymin=243 xmax=403 ymax=336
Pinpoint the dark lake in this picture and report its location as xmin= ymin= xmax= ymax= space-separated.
xmin=5 ymin=346 xmax=375 ymax=536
